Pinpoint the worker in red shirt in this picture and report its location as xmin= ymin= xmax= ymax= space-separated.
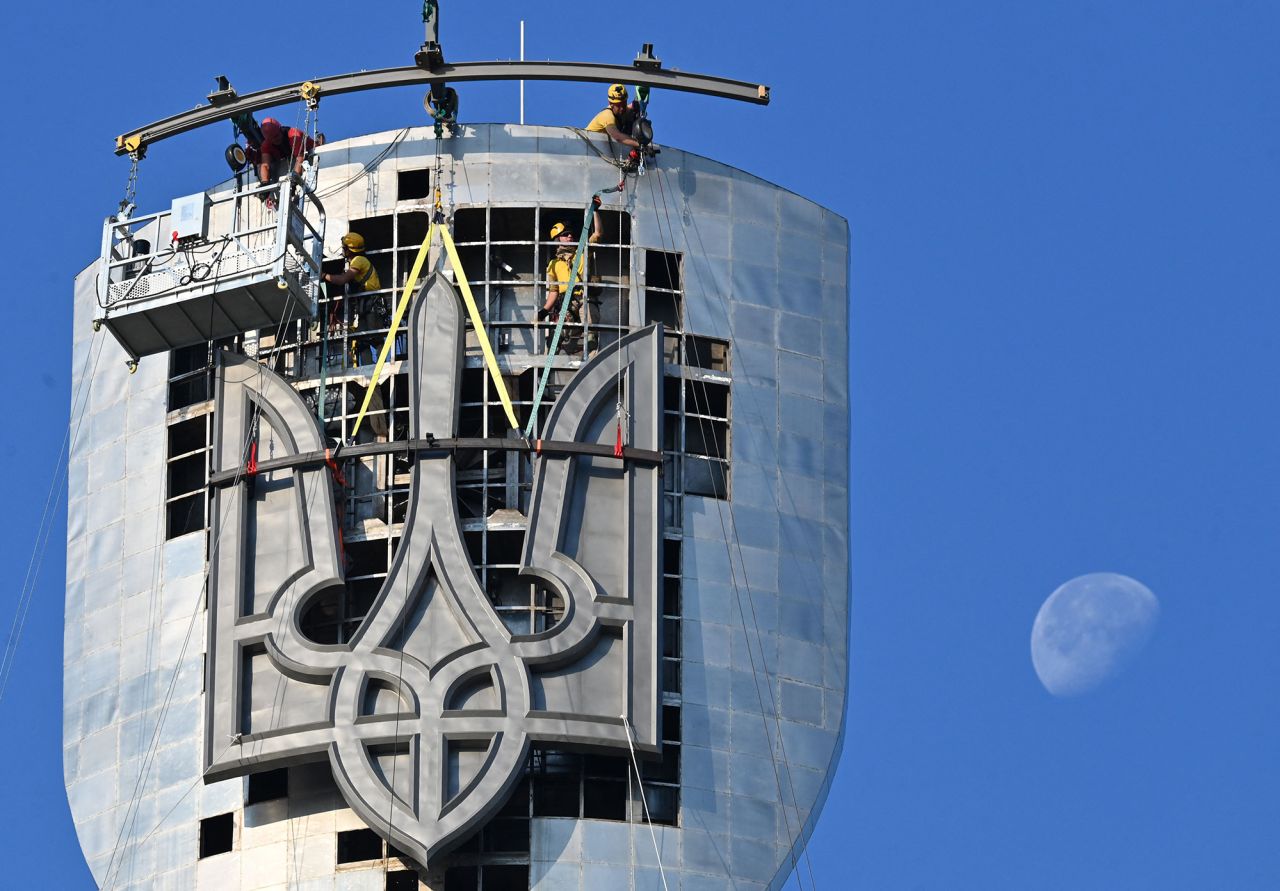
xmin=257 ymin=117 xmax=315 ymax=184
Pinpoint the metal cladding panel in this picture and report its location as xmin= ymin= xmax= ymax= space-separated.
xmin=64 ymin=124 xmax=850 ymax=890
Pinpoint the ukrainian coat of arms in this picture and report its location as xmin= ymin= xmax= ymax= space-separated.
xmin=203 ymin=272 xmax=664 ymax=864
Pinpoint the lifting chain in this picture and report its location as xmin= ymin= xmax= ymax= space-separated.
xmin=302 ymin=97 xmax=320 ymax=190
xmin=118 ymin=152 xmax=142 ymax=219
xmin=433 ymin=139 xmax=445 ymax=223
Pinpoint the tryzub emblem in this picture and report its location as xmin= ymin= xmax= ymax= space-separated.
xmin=204 ymin=273 xmax=663 ymax=863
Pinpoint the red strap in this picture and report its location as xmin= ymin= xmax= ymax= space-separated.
xmin=246 ymin=441 xmax=258 ymax=477
xmin=614 ymin=423 xmax=624 ymax=458
xmin=324 ymin=448 xmax=347 ymax=487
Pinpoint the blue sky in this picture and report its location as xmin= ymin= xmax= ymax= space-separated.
xmin=2 ymin=1 xmax=1278 ymax=887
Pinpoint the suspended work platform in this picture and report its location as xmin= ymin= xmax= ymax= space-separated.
xmin=95 ymin=175 xmax=325 ymax=361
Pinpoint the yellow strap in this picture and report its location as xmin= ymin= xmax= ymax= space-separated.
xmin=350 ymin=222 xmax=436 ymax=438
xmin=439 ymin=226 xmax=520 ymax=430
xmin=350 ymin=221 xmax=520 ymax=438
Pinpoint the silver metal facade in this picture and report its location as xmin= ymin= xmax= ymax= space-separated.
xmin=65 ymin=124 xmax=850 ymax=891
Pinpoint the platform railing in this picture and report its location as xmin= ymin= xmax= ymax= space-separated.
xmin=96 ymin=174 xmax=326 ymax=316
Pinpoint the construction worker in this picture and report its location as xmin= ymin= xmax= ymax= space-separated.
xmin=539 ymin=222 xmax=586 ymax=325
xmin=257 ymin=118 xmax=315 ymax=185
xmin=586 ymin=84 xmax=645 ymax=150
xmin=323 ymin=233 xmax=382 ymax=326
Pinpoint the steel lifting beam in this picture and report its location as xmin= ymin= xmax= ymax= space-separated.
xmin=115 ymin=61 xmax=771 ymax=155
xmin=206 ymin=436 xmax=664 ymax=488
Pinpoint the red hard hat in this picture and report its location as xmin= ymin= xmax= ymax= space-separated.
xmin=261 ymin=118 xmax=282 ymax=137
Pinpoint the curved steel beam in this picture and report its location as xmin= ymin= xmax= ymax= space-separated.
xmin=115 ymin=60 xmax=770 ymax=155
xmin=205 ymin=436 xmax=663 ymax=488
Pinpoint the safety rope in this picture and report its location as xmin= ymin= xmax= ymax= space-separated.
xmin=318 ymin=282 xmax=331 ymax=423
xmin=614 ymin=221 xmax=628 ymax=456
xmin=622 ymin=714 xmax=671 ymax=891
xmin=0 ymin=328 xmax=105 ymax=704
xmin=571 ymin=127 xmax=628 ymax=171
xmin=523 ymin=182 xmax=625 ymax=438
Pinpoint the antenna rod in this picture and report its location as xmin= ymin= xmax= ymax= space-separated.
xmin=520 ymin=21 xmax=525 ymax=125
xmin=425 ymin=0 xmax=439 ymax=48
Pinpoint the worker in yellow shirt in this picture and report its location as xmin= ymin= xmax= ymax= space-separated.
xmin=539 ymin=222 xmax=587 ymax=326
xmin=587 ymin=84 xmax=645 ymax=150
xmin=323 ymin=232 xmax=381 ymax=326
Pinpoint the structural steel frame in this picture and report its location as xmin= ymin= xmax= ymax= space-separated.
xmin=116 ymin=61 xmax=770 ymax=155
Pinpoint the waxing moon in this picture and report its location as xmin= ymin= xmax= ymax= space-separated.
xmin=1030 ymin=573 xmax=1159 ymax=697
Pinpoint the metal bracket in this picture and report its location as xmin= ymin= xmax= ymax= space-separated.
xmin=633 ymin=43 xmax=662 ymax=71
xmin=207 ymin=75 xmax=239 ymax=106
xmin=416 ymin=42 xmax=446 ymax=71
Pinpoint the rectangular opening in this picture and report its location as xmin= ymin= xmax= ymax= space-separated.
xmin=662 ymin=657 xmax=681 ymax=695
xmin=646 ymin=250 xmax=681 ymax=293
xmin=684 ymin=335 xmax=730 ymax=372
xmin=531 ymin=776 xmax=578 ymax=818
xmin=167 ymin=452 xmax=206 ymax=498
xmin=246 ymin=767 xmax=289 ymax=804
xmin=167 ymin=416 xmax=207 ymax=457
xmin=170 ymin=343 xmax=210 ymax=378
xmin=685 ymin=380 xmax=730 ymax=420
xmin=496 ymin=778 xmax=530 ymax=818
xmin=684 ymin=456 xmax=728 ymax=499
xmin=489 ymin=207 xmax=536 ymax=243
xmin=646 ymin=290 xmax=681 ymax=330
xmin=583 ymin=779 xmax=627 ymax=820
xmin=481 ymin=865 xmax=529 ymax=890
xmin=347 ymin=214 xmax=395 ymax=252
xmin=345 ymin=539 xmax=389 ymax=579
xmin=397 ymin=169 xmax=431 ymax=201
xmin=386 ymin=870 xmax=419 ymax=891
xmin=662 ymin=617 xmax=681 ymax=659
xmin=453 ymin=208 xmax=487 ymax=243
xmin=663 ymin=577 xmax=681 ymax=618
xmin=642 ymin=744 xmax=680 ymax=784
xmin=199 ymin=812 xmax=234 ymax=858
xmin=483 ymin=817 xmax=530 ymax=853
xmin=168 ymin=373 xmax=210 ymax=412
xmin=663 ymin=539 xmax=682 ymax=577
xmin=530 ymin=749 xmax=580 ymax=818
xmin=593 ymin=210 xmax=632 ymax=245
xmin=662 ymin=705 xmax=682 ymax=744
xmin=166 ymin=493 xmax=205 ymax=539
xmin=643 ymin=783 xmax=679 ymax=826
xmin=337 ymin=827 xmax=385 ymax=863
xmin=444 ymin=866 xmax=479 ymax=891
xmin=684 ymin=418 xmax=727 ymax=461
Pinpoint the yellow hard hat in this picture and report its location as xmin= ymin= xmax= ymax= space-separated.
xmin=549 ymin=222 xmax=571 ymax=239
xmin=341 ymin=232 xmax=366 ymax=253
xmin=607 ymin=83 xmax=628 ymax=103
